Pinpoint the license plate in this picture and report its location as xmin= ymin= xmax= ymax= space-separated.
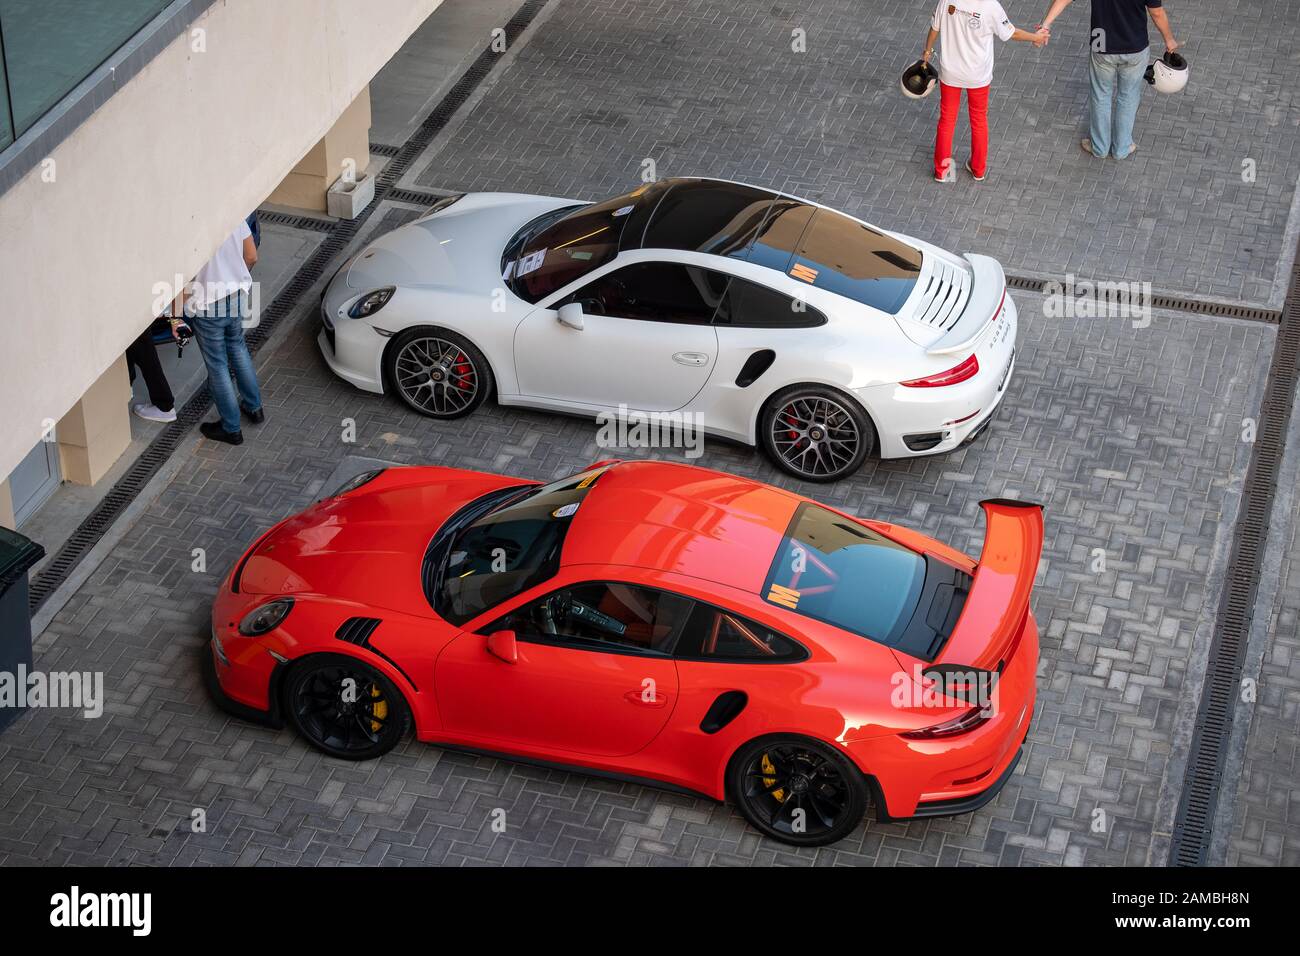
xmin=997 ymin=350 xmax=1014 ymax=392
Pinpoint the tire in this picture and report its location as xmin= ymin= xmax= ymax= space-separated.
xmin=727 ymin=735 xmax=869 ymax=847
xmin=759 ymin=385 xmax=874 ymax=482
xmin=384 ymin=327 xmax=493 ymax=420
xmin=284 ymin=653 xmax=412 ymax=761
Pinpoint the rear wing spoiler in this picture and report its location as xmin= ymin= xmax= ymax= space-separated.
xmin=933 ymin=498 xmax=1044 ymax=669
xmin=925 ymin=253 xmax=1006 ymax=356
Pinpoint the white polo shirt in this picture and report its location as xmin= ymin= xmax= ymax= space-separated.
xmin=189 ymin=220 xmax=253 ymax=310
xmin=931 ymin=0 xmax=1016 ymax=89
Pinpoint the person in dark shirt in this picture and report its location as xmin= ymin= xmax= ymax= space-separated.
xmin=1039 ymin=0 xmax=1180 ymax=158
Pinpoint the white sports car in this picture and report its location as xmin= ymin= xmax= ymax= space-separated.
xmin=318 ymin=177 xmax=1017 ymax=481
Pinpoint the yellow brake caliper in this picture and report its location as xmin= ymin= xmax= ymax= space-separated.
xmin=762 ymin=753 xmax=785 ymax=803
xmin=369 ymin=685 xmax=388 ymax=733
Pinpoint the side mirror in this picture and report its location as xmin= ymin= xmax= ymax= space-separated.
xmin=557 ymin=302 xmax=585 ymax=331
xmin=486 ymin=629 xmax=518 ymax=664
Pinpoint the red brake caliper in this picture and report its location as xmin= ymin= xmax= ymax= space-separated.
xmin=784 ymin=413 xmax=799 ymax=446
xmin=454 ymin=352 xmax=473 ymax=391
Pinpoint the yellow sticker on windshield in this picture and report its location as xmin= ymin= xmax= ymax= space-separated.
xmin=766 ymin=584 xmax=801 ymax=609
xmin=576 ymin=472 xmax=600 ymax=489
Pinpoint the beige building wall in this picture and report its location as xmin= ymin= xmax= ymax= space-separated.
xmin=0 ymin=0 xmax=441 ymax=484
xmin=270 ymin=88 xmax=373 ymax=212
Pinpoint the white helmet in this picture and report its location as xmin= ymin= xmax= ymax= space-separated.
xmin=1145 ymin=50 xmax=1188 ymax=94
xmin=900 ymin=59 xmax=940 ymax=99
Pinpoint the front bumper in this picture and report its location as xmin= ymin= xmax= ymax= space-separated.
xmin=318 ymin=275 xmax=386 ymax=394
xmin=203 ymin=637 xmax=283 ymax=728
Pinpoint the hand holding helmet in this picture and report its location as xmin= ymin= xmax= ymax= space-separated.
xmin=900 ymin=59 xmax=940 ymax=100
xmin=1145 ymin=48 xmax=1189 ymax=94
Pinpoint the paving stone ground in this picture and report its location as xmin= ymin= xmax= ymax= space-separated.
xmin=0 ymin=0 xmax=1295 ymax=866
xmin=413 ymin=0 xmax=1300 ymax=306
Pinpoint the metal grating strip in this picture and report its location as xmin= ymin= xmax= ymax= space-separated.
xmin=1005 ymin=273 xmax=1282 ymax=323
xmin=256 ymin=210 xmax=338 ymax=233
xmin=26 ymin=0 xmax=555 ymax=614
xmin=387 ymin=187 xmax=449 ymax=206
xmin=1168 ymin=233 xmax=1300 ymax=864
xmin=369 ymin=142 xmax=400 ymax=157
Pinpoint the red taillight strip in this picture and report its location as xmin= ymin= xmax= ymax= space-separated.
xmin=901 ymin=706 xmax=991 ymax=740
xmin=901 ymin=352 xmax=980 ymax=388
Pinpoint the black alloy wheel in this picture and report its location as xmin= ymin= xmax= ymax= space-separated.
xmin=285 ymin=654 xmax=411 ymax=760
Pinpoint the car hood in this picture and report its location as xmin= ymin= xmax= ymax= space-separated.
xmin=344 ymin=192 xmax=577 ymax=293
xmin=236 ymin=466 xmax=527 ymax=617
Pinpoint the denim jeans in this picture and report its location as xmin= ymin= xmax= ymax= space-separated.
xmin=1088 ymin=48 xmax=1148 ymax=158
xmin=191 ymin=291 xmax=262 ymax=434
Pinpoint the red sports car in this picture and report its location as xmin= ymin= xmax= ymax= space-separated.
xmin=206 ymin=460 xmax=1042 ymax=846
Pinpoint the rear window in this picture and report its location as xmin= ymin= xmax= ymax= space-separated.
xmin=763 ymin=503 xmax=925 ymax=645
xmin=786 ymin=210 xmax=922 ymax=315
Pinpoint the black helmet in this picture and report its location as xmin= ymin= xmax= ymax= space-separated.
xmin=900 ymin=59 xmax=940 ymax=100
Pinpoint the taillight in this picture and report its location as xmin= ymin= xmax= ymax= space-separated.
xmin=901 ymin=706 xmax=991 ymax=739
xmin=901 ymin=353 xmax=980 ymax=388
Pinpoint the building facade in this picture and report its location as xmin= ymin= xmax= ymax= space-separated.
xmin=0 ymin=0 xmax=441 ymax=527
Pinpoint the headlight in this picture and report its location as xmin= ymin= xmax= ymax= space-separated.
xmin=348 ymin=287 xmax=395 ymax=319
xmin=238 ymin=598 xmax=294 ymax=637
xmin=331 ymin=469 xmax=385 ymax=497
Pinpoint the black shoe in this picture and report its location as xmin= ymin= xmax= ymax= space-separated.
xmin=241 ymin=404 xmax=266 ymax=425
xmin=200 ymin=421 xmax=244 ymax=445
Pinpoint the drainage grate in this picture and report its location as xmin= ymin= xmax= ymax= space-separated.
xmin=26 ymin=0 xmax=555 ymax=615
xmin=387 ymin=187 xmax=449 ymax=206
xmin=1168 ymin=235 xmax=1300 ymax=865
xmin=369 ymin=142 xmax=400 ymax=157
xmin=1005 ymin=273 xmax=1281 ymax=323
xmin=256 ymin=210 xmax=338 ymax=233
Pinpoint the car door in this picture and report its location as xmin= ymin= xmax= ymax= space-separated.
xmin=512 ymin=259 xmax=724 ymax=412
xmin=434 ymin=580 xmax=693 ymax=757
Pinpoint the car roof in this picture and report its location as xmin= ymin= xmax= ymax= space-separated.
xmin=560 ymin=460 xmax=800 ymax=593
xmin=623 ymin=177 xmax=924 ymax=316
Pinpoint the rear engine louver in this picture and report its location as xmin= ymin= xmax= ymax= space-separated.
xmin=913 ymin=261 xmax=972 ymax=331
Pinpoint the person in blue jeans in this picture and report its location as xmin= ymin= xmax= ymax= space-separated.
xmin=178 ymin=220 xmax=266 ymax=445
xmin=1038 ymin=0 xmax=1180 ymax=159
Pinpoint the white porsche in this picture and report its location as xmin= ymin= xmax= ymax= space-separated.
xmin=318 ymin=177 xmax=1017 ymax=482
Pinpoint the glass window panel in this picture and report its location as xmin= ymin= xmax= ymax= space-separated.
xmin=0 ymin=0 xmax=168 ymax=136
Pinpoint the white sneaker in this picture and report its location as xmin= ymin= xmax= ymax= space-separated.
xmin=133 ymin=403 xmax=177 ymax=423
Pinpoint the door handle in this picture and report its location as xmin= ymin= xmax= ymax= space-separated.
xmin=624 ymin=688 xmax=670 ymax=708
xmin=672 ymin=351 xmax=709 ymax=366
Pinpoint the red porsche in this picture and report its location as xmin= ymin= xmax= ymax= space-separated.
xmin=206 ymin=460 xmax=1042 ymax=846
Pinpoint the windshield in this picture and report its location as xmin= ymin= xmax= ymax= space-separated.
xmin=430 ymin=465 xmax=613 ymax=625
xmin=763 ymin=504 xmax=926 ymax=645
xmin=502 ymin=185 xmax=660 ymax=304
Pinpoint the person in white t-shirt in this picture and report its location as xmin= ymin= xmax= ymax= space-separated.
xmin=176 ymin=220 xmax=265 ymax=445
xmin=922 ymin=2 xmax=1047 ymax=182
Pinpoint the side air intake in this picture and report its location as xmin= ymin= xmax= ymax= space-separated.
xmin=336 ymin=617 xmax=381 ymax=646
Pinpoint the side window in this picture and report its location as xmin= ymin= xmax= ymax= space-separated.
xmin=675 ymin=603 xmax=806 ymax=662
xmin=713 ymin=276 xmax=827 ymax=329
xmin=486 ymin=582 xmax=693 ymax=656
xmin=556 ymin=261 xmax=728 ymax=325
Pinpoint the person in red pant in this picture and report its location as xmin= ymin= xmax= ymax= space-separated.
xmin=923 ymin=2 xmax=1047 ymax=182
